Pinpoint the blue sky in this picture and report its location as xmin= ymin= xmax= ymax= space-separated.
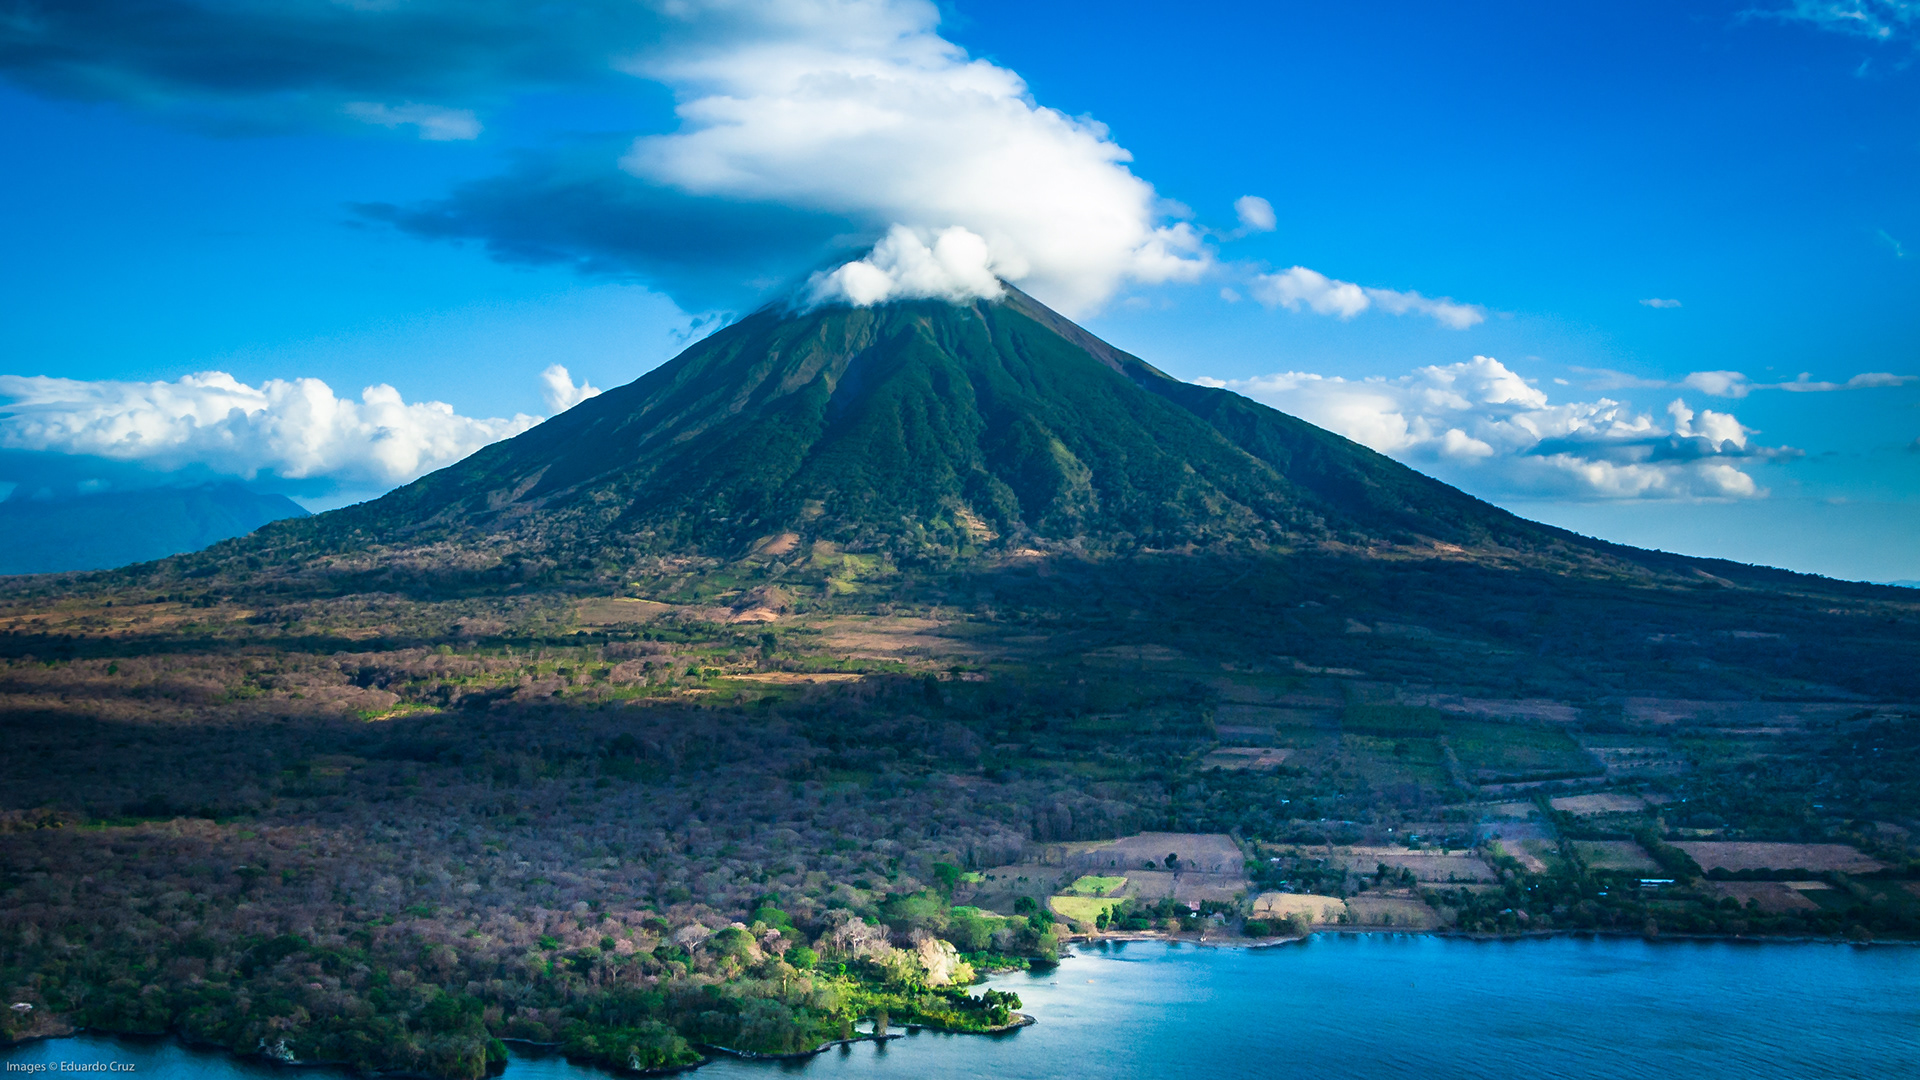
xmin=1 ymin=1 xmax=1916 ymax=580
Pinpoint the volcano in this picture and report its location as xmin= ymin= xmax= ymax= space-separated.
xmin=290 ymin=287 xmax=1586 ymax=566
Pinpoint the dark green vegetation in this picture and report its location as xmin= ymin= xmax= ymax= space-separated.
xmin=0 ymin=482 xmax=308 ymax=576
xmin=224 ymin=287 xmax=1588 ymax=570
xmin=3 ymin=292 xmax=1919 ymax=1076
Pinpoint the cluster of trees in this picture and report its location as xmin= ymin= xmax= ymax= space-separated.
xmin=0 ymin=839 xmax=1037 ymax=1079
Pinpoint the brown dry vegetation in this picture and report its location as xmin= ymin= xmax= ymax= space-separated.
xmin=2 ymin=542 xmax=1919 ymax=1070
xmin=1672 ymin=842 xmax=1886 ymax=874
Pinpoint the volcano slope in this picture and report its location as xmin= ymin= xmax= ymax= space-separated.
xmin=227 ymin=287 xmax=1595 ymax=571
xmin=3 ymin=292 xmax=1919 ymax=1077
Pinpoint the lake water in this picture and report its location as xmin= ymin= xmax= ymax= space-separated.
xmin=7 ymin=935 xmax=1917 ymax=1079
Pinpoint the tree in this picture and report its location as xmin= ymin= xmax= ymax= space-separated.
xmin=931 ymin=862 xmax=963 ymax=897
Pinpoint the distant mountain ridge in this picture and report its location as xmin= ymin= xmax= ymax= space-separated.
xmin=0 ymin=483 xmax=309 ymax=575
xmin=272 ymin=287 xmax=1590 ymax=568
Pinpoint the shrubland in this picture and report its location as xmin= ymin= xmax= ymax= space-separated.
xmin=3 ymin=545 xmax=1919 ymax=1073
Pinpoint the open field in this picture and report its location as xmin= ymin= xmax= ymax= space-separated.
xmin=814 ymin=617 xmax=978 ymax=661
xmin=722 ymin=671 xmax=865 ymax=684
xmin=1215 ymin=702 xmax=1337 ymax=728
xmin=1672 ymin=842 xmax=1885 ymax=874
xmin=1200 ymin=747 xmax=1294 ymax=770
xmin=573 ymin=597 xmax=674 ymax=625
xmin=1060 ymin=833 xmax=1245 ymax=876
xmin=1552 ymin=793 xmax=1650 ymax=815
xmin=1622 ymin=699 xmax=1887 ymax=730
xmin=1506 ymin=839 xmax=1559 ymax=874
xmin=1581 ymin=743 xmax=1688 ymax=777
xmin=1112 ymin=870 xmax=1248 ymax=904
xmin=1573 ymin=840 xmax=1661 ymax=873
xmin=1708 ymin=882 xmax=1824 ymax=913
xmin=1448 ymin=721 xmax=1602 ymax=782
xmin=1321 ymin=847 xmax=1495 ymax=883
xmin=967 ymin=866 xmax=1069 ymax=913
xmin=1428 ymin=697 xmax=1582 ymax=723
xmin=1252 ymin=892 xmax=1348 ymax=924
xmin=1344 ymin=891 xmax=1442 ymax=929
xmin=1049 ymin=895 xmax=1121 ymax=927
xmin=980 ymin=834 xmax=1252 ymax=911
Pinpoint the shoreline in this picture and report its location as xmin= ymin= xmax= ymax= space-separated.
xmin=0 ymin=1012 xmax=1040 ymax=1078
xmin=7 ymin=932 xmax=1913 ymax=1077
xmin=1062 ymin=925 xmax=1920 ymax=950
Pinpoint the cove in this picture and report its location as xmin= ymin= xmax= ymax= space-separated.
xmin=6 ymin=936 xmax=1917 ymax=1080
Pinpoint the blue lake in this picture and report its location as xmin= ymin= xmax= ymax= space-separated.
xmin=7 ymin=935 xmax=1917 ymax=1079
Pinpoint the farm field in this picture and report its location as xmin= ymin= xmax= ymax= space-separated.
xmin=1322 ymin=847 xmax=1495 ymax=883
xmin=1117 ymin=870 xmax=1248 ymax=904
xmin=1064 ymin=875 xmax=1127 ymax=896
xmin=1504 ymin=839 xmax=1560 ymax=874
xmin=1253 ymin=892 xmax=1349 ymax=924
xmin=1061 ymin=833 xmax=1245 ymax=876
xmin=1671 ymin=842 xmax=1885 ymax=874
xmin=1344 ymin=891 xmax=1442 ymax=929
xmin=1552 ymin=793 xmax=1651 ymax=815
xmin=1707 ymin=882 xmax=1824 ymax=913
xmin=1050 ymin=895 xmax=1121 ymax=927
xmin=1200 ymin=747 xmax=1294 ymax=770
xmin=1430 ymin=697 xmax=1583 ymax=723
xmin=1573 ymin=840 xmax=1660 ymax=874
xmin=1447 ymin=721 xmax=1601 ymax=782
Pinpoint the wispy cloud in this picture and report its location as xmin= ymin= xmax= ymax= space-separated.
xmin=1640 ymin=298 xmax=1683 ymax=308
xmin=1776 ymin=371 xmax=1918 ymax=391
xmin=1199 ymin=356 xmax=1792 ymax=500
xmin=344 ymin=101 xmax=482 ymax=140
xmin=1879 ymin=229 xmax=1909 ymax=258
xmin=1771 ymin=1 xmax=1920 ymax=42
xmin=1248 ymin=266 xmax=1486 ymax=329
xmin=1578 ymin=367 xmax=1916 ymax=398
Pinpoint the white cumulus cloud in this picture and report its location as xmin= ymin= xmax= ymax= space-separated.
xmin=807 ymin=225 xmax=1005 ymax=307
xmin=344 ymin=101 xmax=483 ymax=140
xmin=1251 ymin=266 xmax=1369 ymax=319
xmin=1234 ymin=195 xmax=1277 ymax=233
xmin=539 ymin=364 xmax=602 ymax=412
xmin=0 ymin=371 xmax=540 ymax=491
xmin=619 ymin=0 xmax=1206 ymax=313
xmin=1680 ymin=370 xmax=1751 ymax=398
xmin=1199 ymin=356 xmax=1785 ymax=500
xmin=1249 ymin=266 xmax=1486 ymax=329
